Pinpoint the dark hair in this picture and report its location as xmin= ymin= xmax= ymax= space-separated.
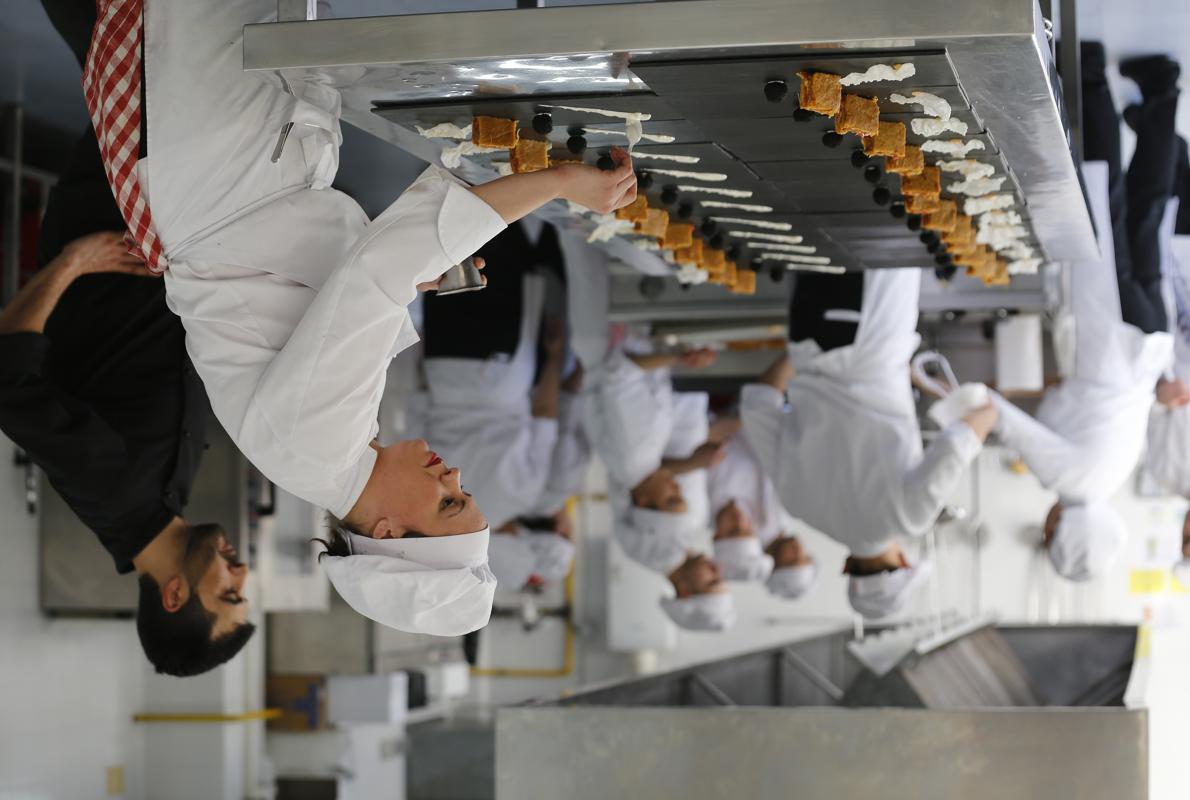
xmin=136 ymin=574 xmax=256 ymax=677
xmin=314 ymin=515 xmax=355 ymax=559
xmin=843 ymin=556 xmax=903 ymax=577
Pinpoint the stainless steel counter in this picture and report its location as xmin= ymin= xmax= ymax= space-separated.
xmin=244 ymin=0 xmax=1096 ymax=279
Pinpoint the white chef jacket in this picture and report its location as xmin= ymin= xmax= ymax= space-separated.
xmin=528 ymin=391 xmax=592 ymax=516
xmin=740 ymin=268 xmax=982 ymax=558
xmin=1144 ymin=231 xmax=1190 ymax=495
xmin=147 ymin=0 xmax=507 ymax=516
xmin=994 ymin=163 xmax=1173 ymax=505
xmin=424 ymin=275 xmax=558 ymax=529
xmin=707 ymin=434 xmax=796 ymax=546
xmin=582 ymin=351 xmax=675 ymax=492
xmin=665 ymin=391 xmax=713 ymax=538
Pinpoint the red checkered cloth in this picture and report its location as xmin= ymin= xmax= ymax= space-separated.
xmin=82 ymin=0 xmax=167 ymax=273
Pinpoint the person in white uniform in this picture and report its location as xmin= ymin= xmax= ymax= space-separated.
xmin=740 ymin=268 xmax=996 ymax=619
xmin=993 ymin=47 xmax=1179 ymax=582
xmin=709 ymin=433 xmax=820 ymax=599
xmin=422 ymin=220 xmax=584 ymax=592
xmin=131 ymin=0 xmax=637 ymax=634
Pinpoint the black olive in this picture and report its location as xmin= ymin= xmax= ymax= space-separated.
xmin=907 ymin=215 xmax=923 ymax=231
xmin=889 ymin=201 xmax=907 ymax=219
xmin=822 ymin=131 xmax=844 ymax=148
xmin=934 ymin=265 xmax=958 ymax=282
xmin=700 ymin=220 xmax=718 ymax=237
xmin=661 ymin=186 xmax=680 ymax=205
xmin=596 ymin=153 xmax=615 ymax=171
xmin=764 ymin=80 xmax=788 ymax=103
xmin=872 ymin=186 xmax=891 ymax=205
xmin=793 ymin=108 xmax=814 ymax=122
xmin=850 ymin=150 xmax=868 ymax=168
xmin=710 ymin=233 xmax=725 ymax=250
xmin=637 ymin=171 xmax=654 ymax=190
xmin=863 ymin=165 xmax=882 ymax=184
xmin=531 ymin=113 xmax=553 ymax=135
xmin=566 ymin=135 xmax=587 ymax=155
xmin=769 ymin=265 xmax=785 ymax=282
xmin=676 ymin=202 xmax=693 ymax=219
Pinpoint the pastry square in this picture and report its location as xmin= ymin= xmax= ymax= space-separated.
xmin=702 ymin=248 xmax=727 ymax=272
xmin=730 ymin=268 xmax=756 ymax=295
xmin=615 ymin=195 xmax=649 ymax=223
xmin=886 ymin=144 xmax=925 ymax=176
xmin=861 ymin=121 xmax=907 ymax=159
xmin=923 ymin=199 xmax=958 ymax=233
xmin=899 ymin=165 xmax=941 ymax=197
xmin=675 ymin=237 xmax=704 ymax=266
xmin=797 ymin=71 xmax=842 ymax=117
xmin=942 ymin=216 xmax=975 ymax=247
xmin=834 ymin=93 xmax=880 ymax=137
xmin=472 ymin=116 xmax=519 ymax=148
xmin=904 ymin=193 xmax=941 ymax=215
xmin=636 ymin=207 xmax=670 ymax=239
xmin=510 ymin=138 xmax=550 ymax=173
xmin=662 ymin=223 xmax=695 ymax=249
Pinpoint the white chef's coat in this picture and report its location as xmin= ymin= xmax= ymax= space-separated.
xmin=740 ymin=268 xmax=982 ymax=557
xmin=707 ymin=434 xmax=796 ymax=546
xmin=665 ymin=391 xmax=712 ymax=537
xmin=528 ymin=391 xmax=592 ymax=516
xmin=995 ymin=163 xmax=1173 ymax=505
xmin=1144 ymin=229 xmax=1190 ymax=495
xmin=424 ymin=275 xmax=558 ymax=529
xmin=148 ymin=0 xmax=507 ymax=516
xmin=582 ymin=350 xmax=675 ymax=492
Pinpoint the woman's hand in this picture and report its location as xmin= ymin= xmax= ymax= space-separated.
xmin=554 ymin=147 xmax=638 ymax=215
xmin=418 ymin=257 xmax=486 ymax=293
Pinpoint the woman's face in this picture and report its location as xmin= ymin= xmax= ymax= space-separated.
xmin=368 ymin=439 xmax=487 ymax=538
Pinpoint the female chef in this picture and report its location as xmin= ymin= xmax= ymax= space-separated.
xmin=93 ymin=0 xmax=638 ymax=635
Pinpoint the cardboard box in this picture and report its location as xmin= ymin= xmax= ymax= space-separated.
xmin=266 ymin=674 xmax=330 ymax=731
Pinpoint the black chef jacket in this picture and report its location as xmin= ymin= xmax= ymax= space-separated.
xmin=0 ymin=126 xmax=209 ymax=573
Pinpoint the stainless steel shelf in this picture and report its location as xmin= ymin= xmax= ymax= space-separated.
xmin=243 ymin=0 xmax=1095 ymax=278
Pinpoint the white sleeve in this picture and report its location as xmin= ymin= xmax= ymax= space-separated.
xmin=739 ymin=383 xmax=786 ymax=480
xmin=531 ymin=392 xmax=592 ymax=515
xmin=899 ymin=421 xmax=982 ymax=535
xmin=227 ymin=168 xmax=506 ymax=515
xmin=990 ymin=392 xmax=1082 ymax=492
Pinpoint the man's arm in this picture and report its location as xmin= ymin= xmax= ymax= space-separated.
xmin=0 ymin=232 xmax=141 ymax=494
xmin=0 ymin=231 xmax=143 ymax=334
